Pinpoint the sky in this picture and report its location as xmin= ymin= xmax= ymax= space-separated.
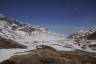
xmin=0 ymin=0 xmax=96 ymax=35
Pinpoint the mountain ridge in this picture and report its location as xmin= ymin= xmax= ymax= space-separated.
xmin=0 ymin=14 xmax=96 ymax=62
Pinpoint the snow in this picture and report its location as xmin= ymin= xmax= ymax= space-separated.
xmin=0 ymin=35 xmax=96 ymax=62
xmin=0 ymin=16 xmax=96 ymax=62
xmin=0 ymin=38 xmax=96 ymax=62
xmin=0 ymin=49 xmax=35 ymax=62
xmin=11 ymin=23 xmax=18 ymax=26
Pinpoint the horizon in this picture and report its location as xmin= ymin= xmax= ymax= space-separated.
xmin=0 ymin=0 xmax=96 ymax=35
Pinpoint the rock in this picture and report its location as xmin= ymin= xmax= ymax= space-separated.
xmin=36 ymin=45 xmax=57 ymax=50
xmin=1 ymin=46 xmax=96 ymax=64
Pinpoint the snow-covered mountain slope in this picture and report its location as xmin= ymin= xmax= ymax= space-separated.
xmin=67 ymin=27 xmax=96 ymax=40
xmin=67 ymin=27 xmax=96 ymax=52
xmin=0 ymin=14 xmax=96 ymax=62
xmin=0 ymin=14 xmax=64 ymax=41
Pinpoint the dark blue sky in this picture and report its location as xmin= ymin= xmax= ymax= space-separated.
xmin=0 ymin=0 xmax=96 ymax=35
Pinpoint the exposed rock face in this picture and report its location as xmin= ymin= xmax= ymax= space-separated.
xmin=87 ymin=31 xmax=96 ymax=40
xmin=0 ymin=36 xmax=27 ymax=49
xmin=1 ymin=46 xmax=96 ymax=64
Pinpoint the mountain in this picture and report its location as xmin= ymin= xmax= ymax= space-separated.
xmin=0 ymin=13 xmax=64 ymax=41
xmin=67 ymin=27 xmax=96 ymax=51
xmin=0 ymin=13 xmax=96 ymax=62
xmin=67 ymin=27 xmax=96 ymax=40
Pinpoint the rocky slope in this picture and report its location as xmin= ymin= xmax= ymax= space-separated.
xmin=0 ymin=36 xmax=27 ymax=49
xmin=67 ymin=27 xmax=96 ymax=51
xmin=68 ymin=27 xmax=96 ymax=40
xmin=1 ymin=46 xmax=96 ymax=64
xmin=0 ymin=13 xmax=96 ymax=62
